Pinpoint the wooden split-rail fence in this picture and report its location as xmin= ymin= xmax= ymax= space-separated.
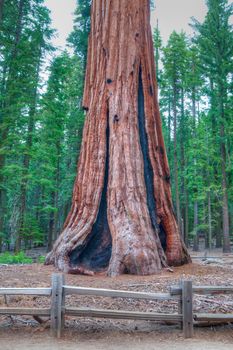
xmin=0 ymin=274 xmax=233 ymax=338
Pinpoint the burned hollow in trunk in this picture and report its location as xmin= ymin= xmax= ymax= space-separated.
xmin=138 ymin=68 xmax=167 ymax=251
xmin=69 ymin=117 xmax=112 ymax=271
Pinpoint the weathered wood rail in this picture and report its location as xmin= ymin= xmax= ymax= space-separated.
xmin=0 ymin=274 xmax=232 ymax=339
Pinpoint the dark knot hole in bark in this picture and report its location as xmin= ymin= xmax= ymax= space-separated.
xmin=138 ymin=67 xmax=167 ymax=252
xmin=69 ymin=112 xmax=112 ymax=271
xmin=149 ymin=85 xmax=153 ymax=96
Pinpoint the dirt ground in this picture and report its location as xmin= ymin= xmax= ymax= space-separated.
xmin=1 ymin=330 xmax=233 ymax=350
xmin=0 ymin=249 xmax=233 ymax=349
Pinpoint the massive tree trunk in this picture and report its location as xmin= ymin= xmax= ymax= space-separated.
xmin=46 ymin=0 xmax=190 ymax=276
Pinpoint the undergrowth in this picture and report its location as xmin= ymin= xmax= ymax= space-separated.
xmin=0 ymin=251 xmax=33 ymax=264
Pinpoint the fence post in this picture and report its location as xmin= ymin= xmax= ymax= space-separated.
xmin=178 ymin=279 xmax=183 ymax=329
xmin=182 ymin=280 xmax=193 ymax=338
xmin=51 ymin=273 xmax=65 ymax=338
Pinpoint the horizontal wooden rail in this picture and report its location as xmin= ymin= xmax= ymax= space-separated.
xmin=194 ymin=313 xmax=233 ymax=322
xmin=65 ymin=307 xmax=182 ymax=322
xmin=0 ymin=288 xmax=51 ymax=296
xmin=191 ymin=256 xmax=233 ymax=259
xmin=64 ymin=286 xmax=179 ymax=301
xmin=0 ymin=307 xmax=50 ymax=316
xmin=170 ymin=285 xmax=233 ymax=296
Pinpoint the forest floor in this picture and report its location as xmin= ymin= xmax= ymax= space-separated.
xmin=0 ymin=249 xmax=233 ymax=349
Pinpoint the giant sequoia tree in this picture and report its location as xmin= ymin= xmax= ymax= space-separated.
xmin=46 ymin=0 xmax=190 ymax=276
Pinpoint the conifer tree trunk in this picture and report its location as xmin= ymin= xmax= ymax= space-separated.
xmin=192 ymin=91 xmax=198 ymax=252
xmin=180 ymin=87 xmax=186 ymax=240
xmin=46 ymin=0 xmax=190 ymax=275
xmin=47 ymin=141 xmax=61 ymax=251
xmin=193 ymin=201 xmax=199 ymax=251
xmin=208 ymin=190 xmax=212 ymax=249
xmin=0 ymin=0 xmax=4 ymax=26
xmin=220 ymin=124 xmax=231 ymax=252
xmin=172 ymin=84 xmax=181 ymax=233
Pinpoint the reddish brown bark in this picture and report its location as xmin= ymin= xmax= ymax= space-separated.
xmin=46 ymin=0 xmax=190 ymax=276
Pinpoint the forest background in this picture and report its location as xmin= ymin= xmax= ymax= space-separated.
xmin=0 ymin=0 xmax=232 ymax=256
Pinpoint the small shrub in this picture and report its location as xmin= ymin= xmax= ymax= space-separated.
xmin=38 ymin=255 xmax=46 ymax=264
xmin=0 ymin=251 xmax=33 ymax=264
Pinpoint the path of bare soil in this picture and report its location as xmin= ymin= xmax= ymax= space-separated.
xmin=0 ymin=250 xmax=233 ymax=349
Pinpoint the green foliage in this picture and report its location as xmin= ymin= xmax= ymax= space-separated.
xmin=191 ymin=0 xmax=233 ymax=81
xmin=0 ymin=0 xmax=86 ymax=251
xmin=20 ymin=215 xmax=44 ymax=246
xmin=156 ymin=0 xmax=233 ymax=248
xmin=68 ymin=0 xmax=91 ymax=66
xmin=37 ymin=255 xmax=45 ymax=263
xmin=36 ymin=52 xmax=85 ymax=247
xmin=153 ymin=25 xmax=162 ymax=83
xmin=0 ymin=251 xmax=33 ymax=264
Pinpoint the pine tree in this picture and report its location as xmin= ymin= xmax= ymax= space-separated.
xmin=192 ymin=0 xmax=233 ymax=252
xmin=0 ymin=0 xmax=4 ymax=26
xmin=162 ymin=31 xmax=189 ymax=236
xmin=0 ymin=0 xmax=26 ymax=250
xmin=38 ymin=52 xmax=85 ymax=251
xmin=15 ymin=3 xmax=54 ymax=251
xmin=0 ymin=0 xmax=54 ymax=251
xmin=185 ymin=44 xmax=203 ymax=250
xmin=153 ymin=21 xmax=162 ymax=84
xmin=68 ymin=0 xmax=91 ymax=68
